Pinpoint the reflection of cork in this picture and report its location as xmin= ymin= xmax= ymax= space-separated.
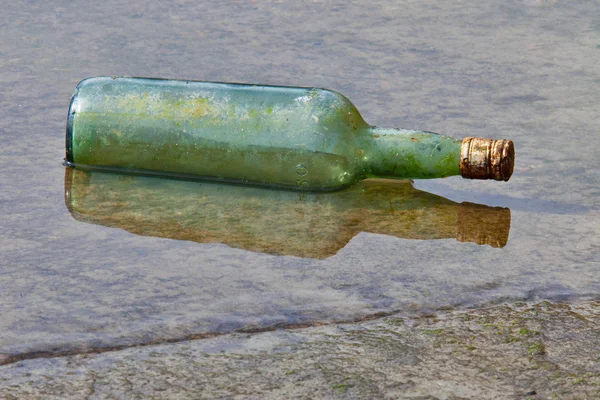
xmin=457 ymin=202 xmax=511 ymax=248
xmin=460 ymin=137 xmax=514 ymax=181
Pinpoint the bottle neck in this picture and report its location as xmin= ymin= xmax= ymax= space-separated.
xmin=362 ymin=126 xmax=462 ymax=179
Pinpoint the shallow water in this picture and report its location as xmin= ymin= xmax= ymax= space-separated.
xmin=1 ymin=0 xmax=599 ymax=360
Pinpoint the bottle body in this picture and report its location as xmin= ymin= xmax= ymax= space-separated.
xmin=66 ymin=77 xmax=512 ymax=191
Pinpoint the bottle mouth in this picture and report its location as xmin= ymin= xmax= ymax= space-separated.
xmin=460 ymin=137 xmax=514 ymax=181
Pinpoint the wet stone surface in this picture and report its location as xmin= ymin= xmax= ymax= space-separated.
xmin=1 ymin=301 xmax=599 ymax=399
xmin=0 ymin=0 xmax=599 ymax=397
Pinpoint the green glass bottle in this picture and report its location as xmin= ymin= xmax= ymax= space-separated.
xmin=65 ymin=169 xmax=511 ymax=259
xmin=65 ymin=77 xmax=514 ymax=191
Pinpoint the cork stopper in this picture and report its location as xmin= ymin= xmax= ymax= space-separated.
xmin=456 ymin=202 xmax=511 ymax=248
xmin=460 ymin=137 xmax=514 ymax=181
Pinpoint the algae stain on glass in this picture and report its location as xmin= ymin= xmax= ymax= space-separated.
xmin=66 ymin=77 xmax=513 ymax=191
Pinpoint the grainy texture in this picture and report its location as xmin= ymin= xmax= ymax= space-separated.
xmin=1 ymin=301 xmax=599 ymax=399
xmin=0 ymin=0 xmax=599 ymax=397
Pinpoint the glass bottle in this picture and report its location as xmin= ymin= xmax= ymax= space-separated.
xmin=65 ymin=168 xmax=511 ymax=258
xmin=66 ymin=77 xmax=514 ymax=191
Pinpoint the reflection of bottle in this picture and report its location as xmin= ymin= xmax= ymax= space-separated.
xmin=65 ymin=77 xmax=514 ymax=191
xmin=65 ymin=169 xmax=511 ymax=259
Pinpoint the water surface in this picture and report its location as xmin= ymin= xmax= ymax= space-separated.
xmin=0 ymin=0 xmax=598 ymax=360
